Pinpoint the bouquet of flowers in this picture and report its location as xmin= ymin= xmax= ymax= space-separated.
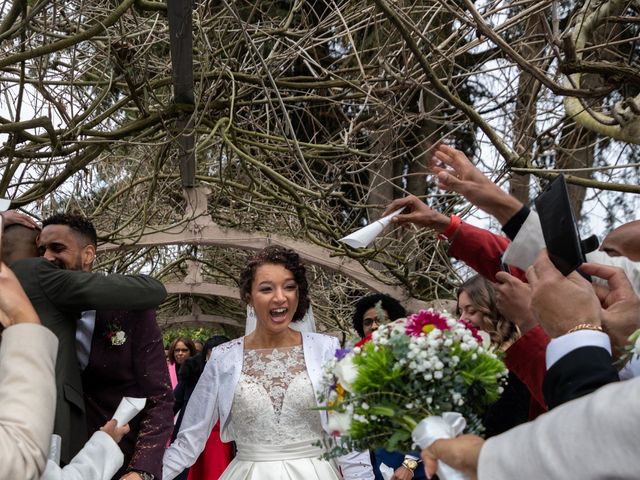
xmin=319 ymin=309 xmax=507 ymax=477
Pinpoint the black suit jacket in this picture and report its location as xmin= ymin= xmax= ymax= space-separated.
xmin=10 ymin=257 xmax=167 ymax=464
xmin=83 ymin=309 xmax=173 ymax=480
xmin=543 ymin=345 xmax=619 ymax=409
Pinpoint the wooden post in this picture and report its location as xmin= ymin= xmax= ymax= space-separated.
xmin=167 ymin=0 xmax=195 ymax=186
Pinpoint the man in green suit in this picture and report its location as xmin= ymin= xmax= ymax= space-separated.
xmin=1 ymin=221 xmax=167 ymax=465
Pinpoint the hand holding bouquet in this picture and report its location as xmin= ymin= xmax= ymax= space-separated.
xmin=319 ymin=310 xmax=508 ymax=479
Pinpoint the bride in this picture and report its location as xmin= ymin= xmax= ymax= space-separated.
xmin=162 ymin=245 xmax=374 ymax=480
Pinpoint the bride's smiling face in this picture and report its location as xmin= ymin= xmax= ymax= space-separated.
xmin=249 ymin=263 xmax=299 ymax=333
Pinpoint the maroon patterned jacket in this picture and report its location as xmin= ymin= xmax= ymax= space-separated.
xmin=82 ymin=309 xmax=173 ymax=479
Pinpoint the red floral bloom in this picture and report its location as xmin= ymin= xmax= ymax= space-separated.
xmin=405 ymin=310 xmax=450 ymax=337
xmin=459 ymin=319 xmax=483 ymax=343
xmin=355 ymin=332 xmax=373 ymax=348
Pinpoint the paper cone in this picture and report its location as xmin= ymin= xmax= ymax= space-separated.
xmin=48 ymin=434 xmax=62 ymax=465
xmin=112 ymin=397 xmax=147 ymax=427
xmin=339 ymin=208 xmax=404 ymax=249
xmin=0 ymin=198 xmax=10 ymax=212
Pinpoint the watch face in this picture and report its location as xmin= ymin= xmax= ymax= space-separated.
xmin=403 ymin=459 xmax=419 ymax=470
xmin=402 ymin=458 xmax=418 ymax=471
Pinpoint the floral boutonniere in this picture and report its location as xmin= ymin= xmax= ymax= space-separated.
xmin=105 ymin=321 xmax=127 ymax=346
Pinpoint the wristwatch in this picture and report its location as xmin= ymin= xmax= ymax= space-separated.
xmin=402 ymin=458 xmax=419 ymax=472
xmin=133 ymin=471 xmax=154 ymax=480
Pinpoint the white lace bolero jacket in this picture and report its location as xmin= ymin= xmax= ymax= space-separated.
xmin=162 ymin=332 xmax=374 ymax=480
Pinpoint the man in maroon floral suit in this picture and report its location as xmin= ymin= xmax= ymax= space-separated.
xmin=39 ymin=213 xmax=173 ymax=480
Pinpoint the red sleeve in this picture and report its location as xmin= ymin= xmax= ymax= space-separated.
xmin=504 ymin=325 xmax=550 ymax=411
xmin=447 ymin=222 xmax=548 ymax=415
xmin=447 ymin=222 xmax=526 ymax=283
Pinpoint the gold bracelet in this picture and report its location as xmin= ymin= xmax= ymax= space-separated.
xmin=567 ymin=323 xmax=604 ymax=334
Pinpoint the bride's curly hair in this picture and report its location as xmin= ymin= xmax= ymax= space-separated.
xmin=239 ymin=245 xmax=310 ymax=322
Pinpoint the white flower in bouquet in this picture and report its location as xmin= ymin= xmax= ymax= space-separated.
xmin=334 ymin=352 xmax=359 ymax=393
xmin=328 ymin=410 xmax=353 ymax=436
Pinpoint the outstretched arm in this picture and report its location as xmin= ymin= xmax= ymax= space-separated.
xmin=41 ymin=421 xmax=128 ymax=480
xmin=163 ymin=348 xmax=223 ymax=480
xmin=383 ymin=196 xmax=523 ymax=283
xmin=431 ymin=144 xmax=522 ymax=225
xmin=32 ymin=258 xmax=167 ymax=311
xmin=423 ymin=378 xmax=640 ymax=480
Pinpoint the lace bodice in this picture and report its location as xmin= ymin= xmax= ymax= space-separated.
xmin=228 ymin=345 xmax=325 ymax=445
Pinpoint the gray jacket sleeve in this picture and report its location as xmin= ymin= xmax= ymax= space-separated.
xmin=479 ymin=377 xmax=640 ymax=479
xmin=34 ymin=259 xmax=167 ymax=311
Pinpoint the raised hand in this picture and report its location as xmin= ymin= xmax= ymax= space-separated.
xmin=580 ymin=262 xmax=640 ymax=355
xmin=0 ymin=210 xmax=40 ymax=230
xmin=495 ymin=271 xmax=538 ymax=334
xmin=525 ymin=251 xmax=602 ymax=338
xmin=383 ymin=195 xmax=451 ymax=232
xmin=431 ymin=144 xmax=522 ymax=225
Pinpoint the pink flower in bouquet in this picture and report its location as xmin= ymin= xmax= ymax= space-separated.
xmin=405 ymin=310 xmax=450 ymax=337
xmin=459 ymin=319 xmax=483 ymax=343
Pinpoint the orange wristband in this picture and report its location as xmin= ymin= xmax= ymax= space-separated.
xmin=439 ymin=215 xmax=461 ymax=239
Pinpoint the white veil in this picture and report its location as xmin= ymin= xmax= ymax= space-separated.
xmin=245 ymin=305 xmax=317 ymax=336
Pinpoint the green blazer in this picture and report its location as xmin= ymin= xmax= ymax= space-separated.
xmin=10 ymin=257 xmax=167 ymax=464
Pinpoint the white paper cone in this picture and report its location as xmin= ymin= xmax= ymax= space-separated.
xmin=0 ymin=198 xmax=10 ymax=212
xmin=112 ymin=397 xmax=146 ymax=427
xmin=339 ymin=208 xmax=405 ymax=249
xmin=47 ymin=434 xmax=62 ymax=465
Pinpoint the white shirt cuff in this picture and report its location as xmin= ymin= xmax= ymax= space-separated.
xmin=501 ymin=211 xmax=544 ymax=271
xmin=546 ymin=330 xmax=611 ymax=369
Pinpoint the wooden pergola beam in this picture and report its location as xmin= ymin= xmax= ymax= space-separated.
xmin=160 ymin=313 xmax=243 ymax=328
xmin=99 ymin=189 xmax=433 ymax=311
xmin=100 ymin=224 xmax=430 ymax=310
xmin=164 ymin=282 xmax=240 ymax=299
xmin=167 ymin=0 xmax=195 ymax=186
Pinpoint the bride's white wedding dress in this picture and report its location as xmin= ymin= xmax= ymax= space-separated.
xmin=221 ymin=345 xmax=341 ymax=479
xmin=163 ymin=332 xmax=373 ymax=480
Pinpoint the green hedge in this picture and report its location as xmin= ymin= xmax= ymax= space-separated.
xmin=162 ymin=325 xmax=228 ymax=348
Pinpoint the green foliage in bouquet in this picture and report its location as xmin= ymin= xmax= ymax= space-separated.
xmin=318 ymin=310 xmax=508 ymax=456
